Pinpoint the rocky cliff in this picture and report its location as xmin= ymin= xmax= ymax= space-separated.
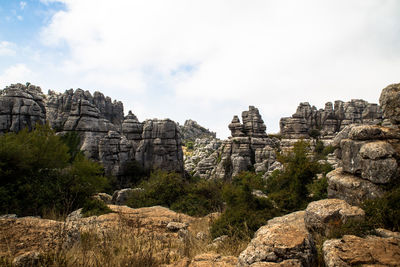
xmin=280 ymin=99 xmax=382 ymax=139
xmin=0 ymin=83 xmax=184 ymax=176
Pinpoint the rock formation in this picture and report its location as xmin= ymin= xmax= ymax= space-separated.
xmin=179 ymin=119 xmax=216 ymax=142
xmin=184 ymin=138 xmax=222 ymax=177
xmin=280 ymin=99 xmax=382 ymax=139
xmin=186 ymin=106 xmax=280 ymax=180
xmin=323 ymin=234 xmax=400 ymax=267
xmin=238 ymin=211 xmax=316 ymax=266
xmin=0 ymin=83 xmax=46 ymax=132
xmin=0 ymin=83 xmax=184 ymax=177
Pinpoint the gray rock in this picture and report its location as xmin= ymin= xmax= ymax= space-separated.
xmin=135 ymin=119 xmax=184 ymax=173
xmin=0 ymin=83 xmax=46 ymax=132
xmin=379 ymin=83 xmax=400 ymax=124
xmin=179 ymin=119 xmax=216 ymax=142
xmin=111 ymin=188 xmax=138 ymax=205
xmin=305 ymin=199 xmax=365 ymax=237
xmin=326 ymin=168 xmax=385 ymax=206
xmin=280 ymin=99 xmax=382 ymax=139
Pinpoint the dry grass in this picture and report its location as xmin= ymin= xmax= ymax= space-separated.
xmin=0 ymin=208 xmax=249 ymax=266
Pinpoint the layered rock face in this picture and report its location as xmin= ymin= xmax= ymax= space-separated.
xmin=187 ymin=106 xmax=279 ymax=180
xmin=0 ymin=83 xmax=184 ymax=176
xmin=0 ymin=83 xmax=46 ymax=132
xmin=135 ymin=119 xmax=184 ymax=173
xmin=326 ymin=83 xmax=400 ymax=206
xmin=280 ymin=99 xmax=382 ymax=139
xmin=179 ymin=119 xmax=216 ymax=142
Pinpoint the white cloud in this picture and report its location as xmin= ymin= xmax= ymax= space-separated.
xmin=0 ymin=41 xmax=16 ymax=56
xmin=0 ymin=64 xmax=34 ymax=89
xmin=20 ymin=1 xmax=27 ymax=10
xmin=17 ymin=15 xmax=23 ymax=21
xmin=38 ymin=0 xmax=400 ymax=137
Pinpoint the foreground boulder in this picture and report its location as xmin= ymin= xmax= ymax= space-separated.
xmin=237 ymin=211 xmax=315 ymax=267
xmin=305 ymin=199 xmax=365 ymax=237
xmin=323 ymin=234 xmax=400 ymax=267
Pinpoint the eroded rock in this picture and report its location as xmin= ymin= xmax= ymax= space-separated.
xmin=305 ymin=199 xmax=365 ymax=237
xmin=238 ymin=211 xmax=315 ymax=267
xmin=323 ymin=234 xmax=400 ymax=267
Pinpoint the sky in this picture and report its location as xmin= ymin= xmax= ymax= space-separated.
xmin=0 ymin=0 xmax=400 ymax=138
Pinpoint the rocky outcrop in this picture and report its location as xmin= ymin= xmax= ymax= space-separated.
xmin=323 ymin=234 xmax=400 ymax=267
xmin=184 ymin=138 xmax=222 ymax=177
xmin=179 ymin=119 xmax=216 ymax=142
xmin=0 ymin=83 xmax=184 ymax=177
xmin=327 ymin=126 xmax=400 ymax=205
xmin=0 ymin=83 xmax=46 ymax=132
xmin=238 ymin=211 xmax=316 ymax=267
xmin=280 ymin=99 xmax=382 ymax=139
xmin=191 ymin=107 xmax=279 ymax=180
xmin=0 ymin=216 xmax=80 ymax=259
xmin=325 ymin=84 xmax=400 ymax=205
xmin=304 ymin=199 xmax=365 ymax=237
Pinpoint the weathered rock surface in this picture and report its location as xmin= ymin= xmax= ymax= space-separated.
xmin=238 ymin=211 xmax=315 ymax=267
xmin=179 ymin=119 xmax=216 ymax=142
xmin=305 ymin=199 xmax=365 ymax=237
xmin=323 ymin=234 xmax=400 ymax=267
xmin=280 ymin=99 xmax=382 ymax=139
xmin=135 ymin=119 xmax=184 ymax=172
xmin=0 ymin=83 xmax=184 ymax=177
xmin=111 ymin=188 xmax=144 ymax=205
xmin=184 ymin=138 xmax=222 ymax=177
xmin=165 ymin=253 xmax=237 ymax=267
xmin=326 ymin=168 xmax=385 ymax=206
xmin=0 ymin=217 xmax=80 ymax=259
xmin=0 ymin=83 xmax=46 ymax=132
xmin=379 ymin=83 xmax=400 ymax=125
xmin=183 ymin=107 xmax=279 ymax=180
xmin=326 ymin=84 xmax=400 ymax=205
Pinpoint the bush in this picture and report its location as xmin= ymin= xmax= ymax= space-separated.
xmin=126 ymin=171 xmax=224 ymax=217
xmin=266 ymin=140 xmax=331 ymax=212
xmin=82 ymin=198 xmax=113 ymax=217
xmin=0 ymin=124 xmax=108 ymax=217
xmin=210 ymin=172 xmax=280 ymax=239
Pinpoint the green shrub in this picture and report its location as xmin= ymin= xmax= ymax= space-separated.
xmin=210 ymin=172 xmax=279 ymax=239
xmin=0 ymin=124 xmax=108 ymax=217
xmin=82 ymin=198 xmax=113 ymax=217
xmin=266 ymin=140 xmax=320 ymax=212
xmin=307 ymin=176 xmax=328 ymax=201
xmin=186 ymin=141 xmax=194 ymax=150
xmin=127 ymin=171 xmax=224 ymax=217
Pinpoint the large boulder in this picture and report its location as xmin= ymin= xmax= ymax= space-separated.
xmin=326 ymin=168 xmax=385 ymax=206
xmin=323 ymin=234 xmax=400 ymax=267
xmin=305 ymin=199 xmax=365 ymax=237
xmin=379 ymin=83 xmax=400 ymax=125
xmin=237 ymin=211 xmax=316 ymax=267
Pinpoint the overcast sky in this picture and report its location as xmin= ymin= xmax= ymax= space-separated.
xmin=0 ymin=0 xmax=399 ymax=138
